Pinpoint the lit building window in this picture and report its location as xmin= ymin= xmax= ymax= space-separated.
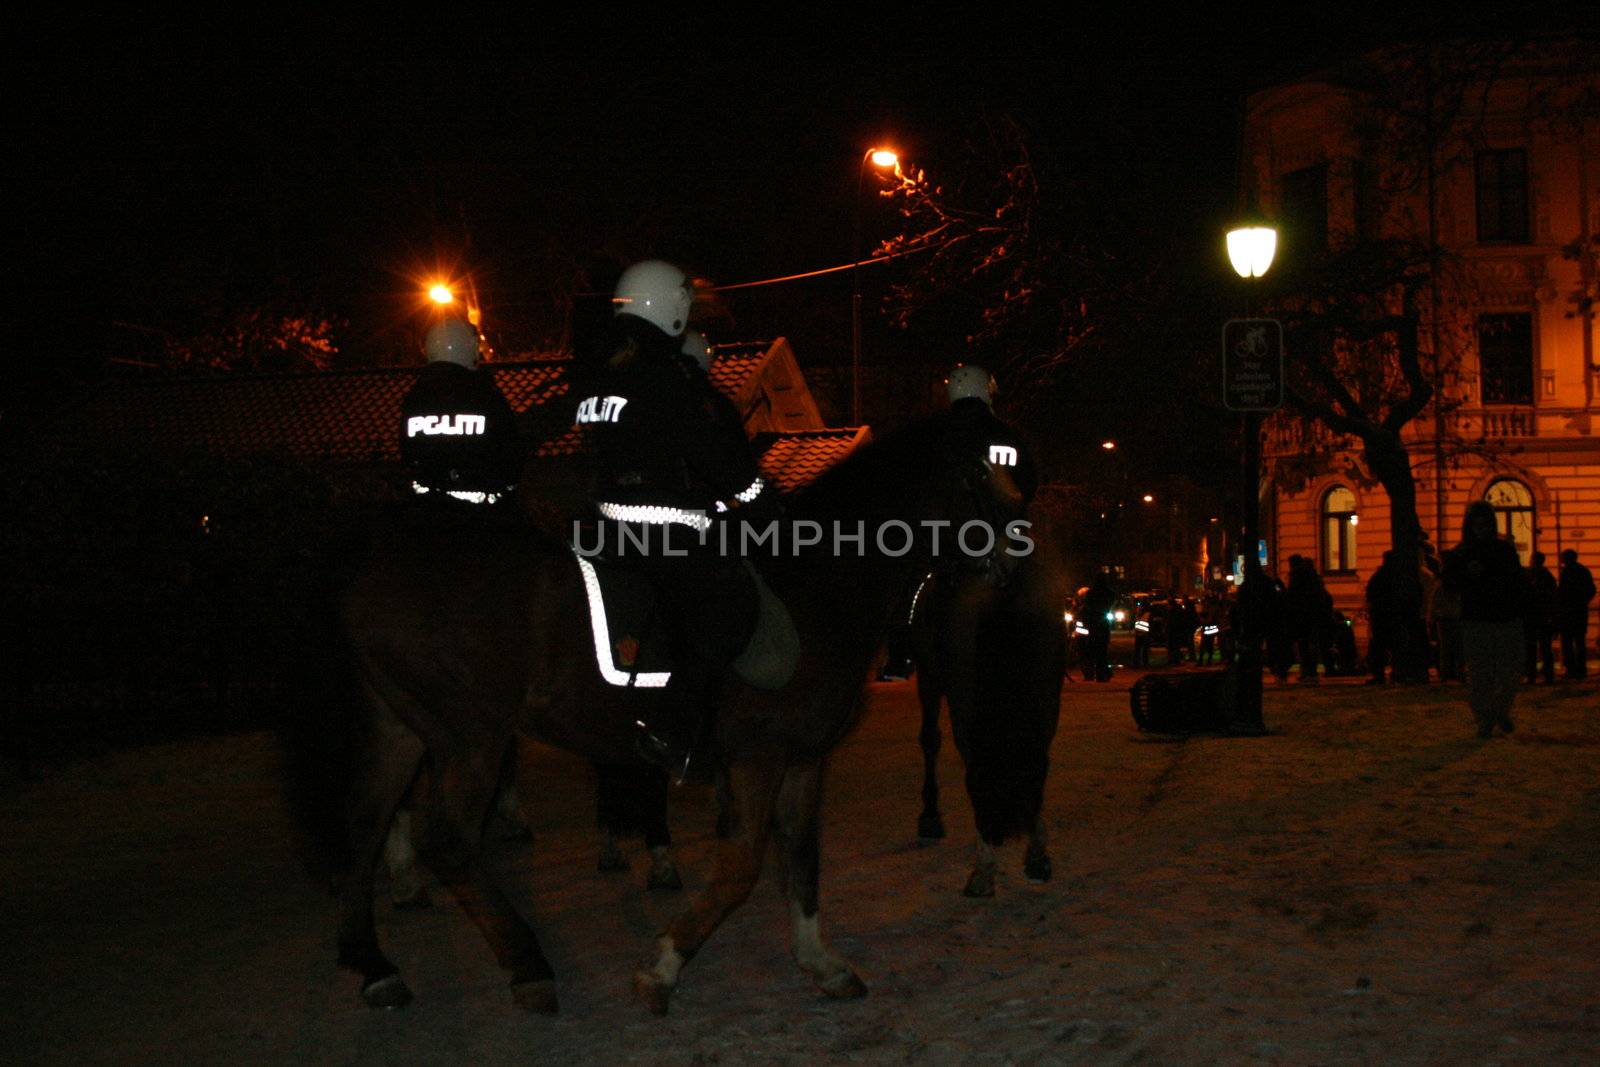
xmin=1321 ymin=486 xmax=1358 ymax=574
xmin=1484 ymin=478 xmax=1535 ymax=565
xmin=1475 ymin=149 xmax=1529 ymax=243
xmin=1477 ymin=313 xmax=1534 ymax=406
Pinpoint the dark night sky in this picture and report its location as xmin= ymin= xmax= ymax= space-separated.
xmin=15 ymin=6 xmax=1586 ymax=389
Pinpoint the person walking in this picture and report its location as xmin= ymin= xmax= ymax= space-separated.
xmin=1441 ymin=501 xmax=1525 ymax=738
xmin=1431 ymin=578 xmax=1465 ymax=683
xmin=1284 ymin=555 xmax=1332 ymax=684
xmin=1082 ymin=575 xmax=1117 ymax=682
xmin=1557 ymin=549 xmax=1595 ymax=681
xmin=1364 ymin=551 xmax=1399 ymax=685
xmin=1523 ymin=552 xmax=1559 ymax=685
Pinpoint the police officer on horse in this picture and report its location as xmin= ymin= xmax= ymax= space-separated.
xmin=401 ymin=316 xmax=522 ymax=508
xmin=580 ymin=261 xmax=767 ymax=780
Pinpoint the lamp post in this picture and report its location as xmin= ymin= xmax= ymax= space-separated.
xmin=1224 ymin=222 xmax=1278 ymax=735
xmin=852 ymin=148 xmax=899 ymax=425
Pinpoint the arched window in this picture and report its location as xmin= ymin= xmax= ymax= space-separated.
xmin=1484 ymin=479 xmax=1535 ymax=565
xmin=1321 ymin=487 xmax=1358 ymax=574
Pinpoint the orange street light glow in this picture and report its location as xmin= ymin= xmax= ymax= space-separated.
xmin=429 ymin=284 xmax=454 ymax=305
xmin=870 ymin=149 xmax=898 ymax=168
xmin=1142 ymin=494 xmax=1155 ymax=503
xmin=1101 ymin=440 xmax=1117 ymax=451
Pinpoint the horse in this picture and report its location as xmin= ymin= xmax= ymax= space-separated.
xmin=382 ymin=761 xmax=680 ymax=908
xmin=910 ymin=548 xmax=1066 ymax=897
xmin=333 ymin=415 xmax=1026 ymax=1015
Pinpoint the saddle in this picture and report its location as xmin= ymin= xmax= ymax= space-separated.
xmin=572 ymin=548 xmax=799 ymax=691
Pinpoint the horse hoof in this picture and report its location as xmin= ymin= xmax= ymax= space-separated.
xmin=597 ymin=844 xmax=626 ymax=873
xmin=511 ymin=979 xmax=559 ymax=1015
xmin=646 ymin=863 xmax=684 ymax=891
xmin=361 ymin=973 xmax=413 ymax=1010
xmin=1023 ymin=851 xmax=1053 ymax=883
xmin=962 ymin=867 xmax=997 ymax=898
xmin=391 ymin=887 xmax=432 ymax=909
xmin=632 ymin=969 xmax=673 ymax=1016
xmin=820 ymin=969 xmax=869 ymax=1000
xmin=917 ymin=813 xmax=946 ymax=841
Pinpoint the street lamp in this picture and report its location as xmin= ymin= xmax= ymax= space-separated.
xmin=429 ymin=283 xmax=455 ymax=306
xmin=1226 ymin=226 xmax=1277 ymax=280
xmin=1224 ymin=218 xmax=1277 ymax=736
xmin=852 ymin=147 xmax=899 ymax=424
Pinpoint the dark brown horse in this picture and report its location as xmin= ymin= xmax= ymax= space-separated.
xmin=334 ymin=416 xmax=1024 ymax=1014
xmin=911 ymin=546 xmax=1067 ymax=896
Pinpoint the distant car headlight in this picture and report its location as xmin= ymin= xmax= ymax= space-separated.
xmin=1063 ymin=611 xmax=1074 ymax=623
xmin=1114 ymin=610 xmax=1126 ymax=622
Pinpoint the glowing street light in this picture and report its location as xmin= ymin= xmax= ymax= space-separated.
xmin=429 ymin=283 xmax=455 ymax=306
xmin=1142 ymin=493 xmax=1155 ymax=503
xmin=1226 ymin=225 xmax=1278 ymax=279
xmin=852 ymin=145 xmax=902 ymax=425
xmin=1101 ymin=440 xmax=1117 ymax=451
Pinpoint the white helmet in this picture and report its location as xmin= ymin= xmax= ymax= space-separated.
xmin=946 ymin=363 xmax=997 ymax=406
xmin=424 ymin=317 xmax=480 ymax=368
xmin=613 ymin=259 xmax=693 ymax=337
xmin=681 ymin=329 xmax=712 ymax=372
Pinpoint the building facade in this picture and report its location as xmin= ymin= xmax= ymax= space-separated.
xmin=1245 ymin=42 xmax=1599 ymax=640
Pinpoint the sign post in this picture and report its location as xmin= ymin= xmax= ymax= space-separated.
xmin=1222 ymin=319 xmax=1283 ymax=735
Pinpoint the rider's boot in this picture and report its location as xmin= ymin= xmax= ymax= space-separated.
xmin=634 ymin=663 xmax=715 ymax=784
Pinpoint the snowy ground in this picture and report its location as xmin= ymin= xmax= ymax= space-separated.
xmin=2 ymin=672 xmax=1597 ymax=1065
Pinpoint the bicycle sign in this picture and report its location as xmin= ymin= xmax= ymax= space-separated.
xmin=1222 ymin=318 xmax=1284 ymax=412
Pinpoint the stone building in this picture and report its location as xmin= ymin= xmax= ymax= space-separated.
xmin=1244 ymin=41 xmax=1598 ymax=640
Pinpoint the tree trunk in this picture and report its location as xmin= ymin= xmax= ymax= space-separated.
xmin=1362 ymin=430 xmax=1431 ymax=682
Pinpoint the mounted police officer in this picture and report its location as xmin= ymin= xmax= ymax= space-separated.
xmin=400 ymin=316 xmax=522 ymax=508
xmin=581 ymin=261 xmax=765 ymax=780
xmin=942 ymin=364 xmax=1037 ymax=505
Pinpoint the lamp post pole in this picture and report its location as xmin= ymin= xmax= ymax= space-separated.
xmin=1223 ymin=224 xmax=1279 ymax=736
xmin=852 ymin=148 xmax=898 ymax=425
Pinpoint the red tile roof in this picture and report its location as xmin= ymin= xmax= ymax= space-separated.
xmin=755 ymin=428 xmax=872 ymax=492
xmin=65 ymin=352 xmax=865 ymax=490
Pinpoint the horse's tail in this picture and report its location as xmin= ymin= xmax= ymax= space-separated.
xmin=962 ymin=601 xmax=1066 ymax=845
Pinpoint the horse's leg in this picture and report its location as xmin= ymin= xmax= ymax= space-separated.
xmin=597 ymin=828 xmax=626 ymax=872
xmin=642 ymin=767 xmax=682 ymax=891
xmin=634 ymin=756 xmax=781 ymax=1014
xmin=494 ymin=776 xmax=533 ymax=841
xmin=775 ymin=761 xmax=867 ymax=999
xmin=962 ymin=839 xmax=997 ymax=898
xmin=336 ymin=689 xmax=426 ymax=1008
xmin=383 ymin=808 xmax=432 ymax=908
xmin=1023 ymin=812 xmax=1053 ymax=883
xmin=422 ymin=747 xmax=559 ymax=1014
xmin=713 ymin=768 xmax=733 ymax=839
xmin=915 ymin=671 xmax=946 ymax=840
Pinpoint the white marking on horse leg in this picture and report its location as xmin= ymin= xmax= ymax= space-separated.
xmin=384 ymin=811 xmax=426 ymax=904
xmin=497 ymin=780 xmax=531 ymax=832
xmin=649 ymin=936 xmax=684 ymax=988
xmin=790 ymin=901 xmax=846 ymax=980
xmin=791 ymin=902 xmax=865 ymax=997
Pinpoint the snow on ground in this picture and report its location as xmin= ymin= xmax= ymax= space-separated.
xmin=2 ymin=673 xmax=1597 ymax=1065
